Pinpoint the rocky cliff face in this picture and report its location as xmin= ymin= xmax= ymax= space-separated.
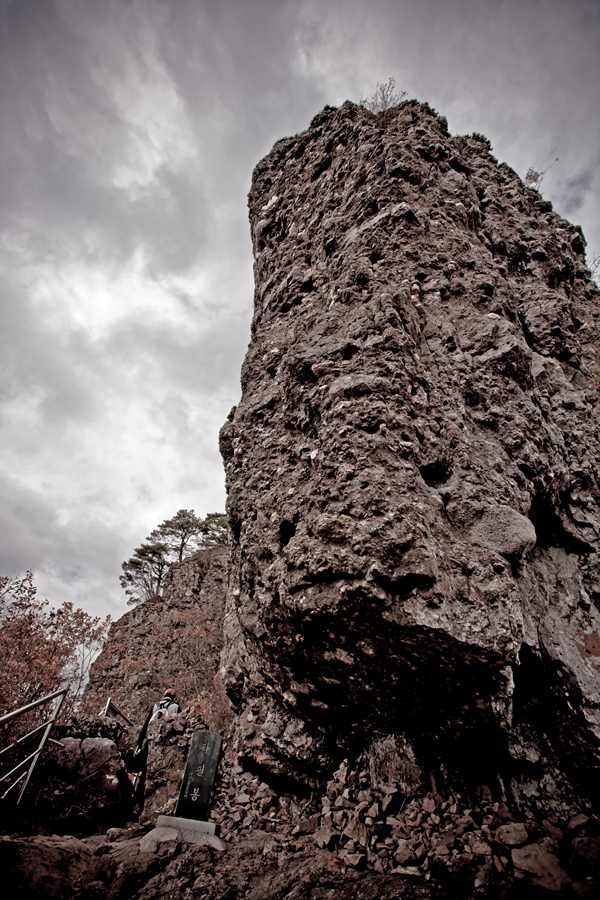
xmin=7 ymin=100 xmax=600 ymax=900
xmin=84 ymin=548 xmax=229 ymax=727
xmin=219 ymin=100 xmax=600 ymax=815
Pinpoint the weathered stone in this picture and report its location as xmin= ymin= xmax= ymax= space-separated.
xmin=495 ymin=822 xmax=528 ymax=846
xmin=0 ymin=834 xmax=94 ymax=899
xmin=313 ymin=822 xmax=339 ymax=849
xmin=220 ymin=99 xmax=600 ymax=812
xmin=24 ymin=725 xmax=133 ymax=833
xmin=343 ymin=810 xmax=369 ymax=847
xmin=568 ymin=813 xmax=591 ymax=832
xmin=471 ymin=840 xmax=492 ymax=856
xmin=569 ymin=836 xmax=600 ymax=881
xmin=394 ymin=839 xmax=416 ymax=865
xmin=138 ymin=826 xmax=180 ymax=854
xmin=512 ymin=841 xmax=572 ymax=892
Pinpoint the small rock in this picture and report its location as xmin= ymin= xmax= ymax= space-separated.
xmin=394 ymin=840 xmax=415 ymax=865
xmin=472 ymin=841 xmax=492 ymax=856
xmin=542 ymin=818 xmax=564 ymax=842
xmin=196 ymin=833 xmax=227 ymax=851
xmin=495 ymin=822 xmax=528 ymax=846
xmin=139 ymin=826 xmax=180 ymax=854
xmin=294 ymin=813 xmax=320 ymax=835
xmin=568 ymin=814 xmax=590 ymax=833
xmin=390 ymin=865 xmax=422 ymax=876
xmin=106 ymin=828 xmax=124 ymax=842
xmin=569 ymin=836 xmax=600 ymax=880
xmin=313 ymin=824 xmax=339 ymax=849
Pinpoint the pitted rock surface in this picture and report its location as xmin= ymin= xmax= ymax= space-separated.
xmin=220 ymin=100 xmax=600 ymax=807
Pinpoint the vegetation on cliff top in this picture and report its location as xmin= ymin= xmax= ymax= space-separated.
xmin=120 ymin=509 xmax=227 ymax=604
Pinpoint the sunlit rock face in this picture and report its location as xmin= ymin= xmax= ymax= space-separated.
xmin=220 ymin=100 xmax=600 ymax=810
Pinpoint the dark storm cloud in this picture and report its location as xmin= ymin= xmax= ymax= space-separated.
xmin=107 ymin=309 xmax=250 ymax=399
xmin=0 ymin=0 xmax=210 ymax=277
xmin=0 ymin=473 xmax=122 ymax=576
xmin=0 ymin=272 xmax=102 ymax=424
xmin=0 ymin=0 xmax=598 ymax=618
xmin=562 ymin=169 xmax=596 ymax=218
xmin=155 ymin=0 xmax=330 ymax=174
xmin=0 ymin=107 xmax=209 ymax=277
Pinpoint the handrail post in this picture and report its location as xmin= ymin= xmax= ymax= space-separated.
xmin=100 ymin=697 xmax=133 ymax=727
xmin=0 ymin=687 xmax=69 ymax=805
xmin=16 ymin=690 xmax=67 ymax=805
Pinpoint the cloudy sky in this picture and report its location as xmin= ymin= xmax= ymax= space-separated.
xmin=1 ymin=0 xmax=598 ymax=620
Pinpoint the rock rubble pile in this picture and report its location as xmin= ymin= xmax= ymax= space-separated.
xmin=209 ymin=753 xmax=599 ymax=896
xmin=4 ymin=708 xmax=599 ymax=897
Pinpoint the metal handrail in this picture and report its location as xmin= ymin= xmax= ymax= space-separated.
xmin=0 ymin=720 xmax=49 ymax=757
xmin=0 ymin=721 xmax=65 ymax=761
xmin=0 ymin=687 xmax=68 ymax=725
xmin=100 ymin=696 xmax=134 ymax=726
xmin=0 ymin=686 xmax=68 ymax=803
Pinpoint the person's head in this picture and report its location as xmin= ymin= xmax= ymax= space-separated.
xmin=164 ymin=688 xmax=177 ymax=702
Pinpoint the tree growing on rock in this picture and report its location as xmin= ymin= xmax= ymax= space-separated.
xmin=360 ymin=76 xmax=407 ymax=113
xmin=524 ymin=157 xmax=559 ymax=192
xmin=120 ymin=510 xmax=227 ymax=604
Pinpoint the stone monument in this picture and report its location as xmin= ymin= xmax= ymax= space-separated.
xmin=157 ymin=731 xmax=222 ymax=841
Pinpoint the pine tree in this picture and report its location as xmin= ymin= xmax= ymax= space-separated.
xmin=120 ymin=510 xmax=227 ymax=604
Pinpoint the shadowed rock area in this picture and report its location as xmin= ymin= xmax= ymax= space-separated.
xmin=219 ymin=100 xmax=600 ymax=817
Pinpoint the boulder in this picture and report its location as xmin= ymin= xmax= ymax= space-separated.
xmin=0 ymin=834 xmax=93 ymax=899
xmin=22 ymin=722 xmax=133 ymax=834
xmin=512 ymin=840 xmax=572 ymax=892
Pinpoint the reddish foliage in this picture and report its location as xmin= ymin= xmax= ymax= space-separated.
xmin=0 ymin=572 xmax=111 ymax=741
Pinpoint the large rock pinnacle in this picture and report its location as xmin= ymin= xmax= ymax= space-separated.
xmin=220 ymin=100 xmax=600 ymax=810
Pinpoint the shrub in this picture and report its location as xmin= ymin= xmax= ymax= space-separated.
xmin=0 ymin=572 xmax=111 ymax=737
xmin=524 ymin=157 xmax=559 ymax=192
xmin=359 ymin=77 xmax=407 ymax=113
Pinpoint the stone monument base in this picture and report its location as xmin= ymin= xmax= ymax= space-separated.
xmin=156 ymin=814 xmax=217 ymax=841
